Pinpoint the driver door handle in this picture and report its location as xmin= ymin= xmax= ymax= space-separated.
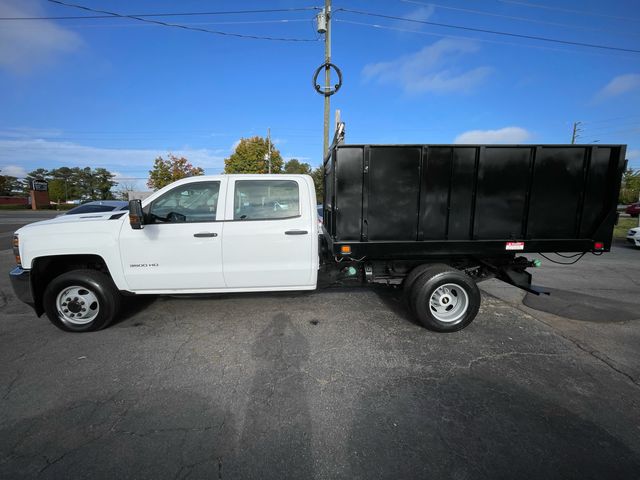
xmin=285 ymin=230 xmax=308 ymax=235
xmin=193 ymin=232 xmax=218 ymax=238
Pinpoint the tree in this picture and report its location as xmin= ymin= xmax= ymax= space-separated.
xmin=23 ymin=167 xmax=119 ymax=201
xmin=283 ymin=159 xmax=311 ymax=175
xmin=224 ymin=136 xmax=283 ymax=174
xmin=115 ymin=180 xmax=137 ymax=201
xmin=311 ymin=166 xmax=324 ymax=201
xmin=148 ymin=154 xmax=204 ymax=190
xmin=47 ymin=179 xmax=66 ymax=203
xmin=0 ymin=172 xmax=22 ymax=196
xmin=620 ymin=168 xmax=640 ymax=204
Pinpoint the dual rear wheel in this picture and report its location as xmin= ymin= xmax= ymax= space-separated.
xmin=404 ymin=265 xmax=480 ymax=332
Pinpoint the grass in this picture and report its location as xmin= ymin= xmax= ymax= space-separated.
xmin=614 ymin=217 xmax=639 ymax=239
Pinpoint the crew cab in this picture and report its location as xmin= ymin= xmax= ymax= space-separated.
xmin=11 ymin=175 xmax=319 ymax=332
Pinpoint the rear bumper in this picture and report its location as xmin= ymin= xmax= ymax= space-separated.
xmin=9 ymin=267 xmax=35 ymax=309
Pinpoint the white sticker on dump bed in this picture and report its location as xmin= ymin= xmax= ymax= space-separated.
xmin=505 ymin=241 xmax=525 ymax=251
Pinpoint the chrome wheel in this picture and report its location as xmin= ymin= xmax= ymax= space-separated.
xmin=429 ymin=283 xmax=469 ymax=323
xmin=55 ymin=285 xmax=100 ymax=326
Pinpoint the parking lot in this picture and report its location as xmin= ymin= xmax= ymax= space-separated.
xmin=1 ymin=211 xmax=640 ymax=479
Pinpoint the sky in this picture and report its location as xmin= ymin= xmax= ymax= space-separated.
xmin=1 ymin=0 xmax=639 ymax=191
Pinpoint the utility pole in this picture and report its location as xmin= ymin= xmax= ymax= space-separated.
xmin=571 ymin=121 xmax=582 ymax=144
xmin=323 ymin=0 xmax=331 ymax=159
xmin=267 ymin=127 xmax=272 ymax=174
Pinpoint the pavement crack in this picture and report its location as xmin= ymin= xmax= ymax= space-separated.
xmin=517 ymin=305 xmax=640 ymax=389
xmin=39 ymin=452 xmax=67 ymax=474
xmin=464 ymin=351 xmax=565 ymax=370
xmin=2 ymin=370 xmax=22 ymax=400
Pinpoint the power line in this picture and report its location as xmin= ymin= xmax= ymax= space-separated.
xmin=337 ymin=7 xmax=640 ymax=54
xmin=399 ymin=0 xmax=640 ymax=38
xmin=0 ymin=7 xmax=319 ymax=21
xmin=498 ymin=0 xmax=640 ymax=23
xmin=45 ymin=0 xmax=319 ymax=42
xmin=334 ymin=19 xmax=638 ymax=59
xmin=30 ymin=19 xmax=313 ymax=30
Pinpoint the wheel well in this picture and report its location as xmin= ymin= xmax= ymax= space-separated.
xmin=31 ymin=255 xmax=111 ymax=317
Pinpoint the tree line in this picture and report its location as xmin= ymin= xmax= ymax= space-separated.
xmin=0 ymin=167 xmax=117 ymax=201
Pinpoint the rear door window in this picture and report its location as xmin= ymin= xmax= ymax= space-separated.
xmin=233 ymin=180 xmax=300 ymax=220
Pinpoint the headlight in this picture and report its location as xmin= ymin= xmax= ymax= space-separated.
xmin=12 ymin=235 xmax=21 ymax=267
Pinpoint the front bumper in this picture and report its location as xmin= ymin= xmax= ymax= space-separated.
xmin=627 ymin=236 xmax=640 ymax=247
xmin=9 ymin=267 xmax=35 ymax=308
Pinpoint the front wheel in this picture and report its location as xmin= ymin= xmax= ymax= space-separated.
xmin=409 ymin=266 xmax=480 ymax=332
xmin=43 ymin=269 xmax=121 ymax=332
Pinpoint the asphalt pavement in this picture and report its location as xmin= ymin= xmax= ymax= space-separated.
xmin=1 ymin=211 xmax=639 ymax=479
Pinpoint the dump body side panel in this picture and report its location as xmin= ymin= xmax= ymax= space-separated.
xmin=324 ymin=144 xmax=626 ymax=258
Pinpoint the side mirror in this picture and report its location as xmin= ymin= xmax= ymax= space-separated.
xmin=128 ymin=199 xmax=144 ymax=230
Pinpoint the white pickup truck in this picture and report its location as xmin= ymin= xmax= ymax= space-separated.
xmin=9 ymin=135 xmax=625 ymax=334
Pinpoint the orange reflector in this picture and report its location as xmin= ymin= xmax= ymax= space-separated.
xmin=340 ymin=245 xmax=351 ymax=254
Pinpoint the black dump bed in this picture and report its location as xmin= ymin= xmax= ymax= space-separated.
xmin=323 ymin=144 xmax=626 ymax=259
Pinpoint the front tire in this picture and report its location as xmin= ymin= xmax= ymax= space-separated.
xmin=409 ymin=266 xmax=480 ymax=332
xmin=43 ymin=269 xmax=121 ymax=332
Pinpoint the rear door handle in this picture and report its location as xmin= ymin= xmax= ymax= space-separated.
xmin=285 ymin=230 xmax=308 ymax=235
xmin=193 ymin=232 xmax=218 ymax=238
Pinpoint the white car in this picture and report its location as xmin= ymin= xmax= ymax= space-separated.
xmin=627 ymin=227 xmax=640 ymax=247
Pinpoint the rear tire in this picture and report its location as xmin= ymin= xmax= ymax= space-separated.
xmin=43 ymin=269 xmax=121 ymax=332
xmin=402 ymin=263 xmax=450 ymax=313
xmin=409 ymin=266 xmax=480 ymax=332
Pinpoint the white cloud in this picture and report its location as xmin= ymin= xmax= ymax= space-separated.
xmin=0 ymin=165 xmax=27 ymax=178
xmin=627 ymin=149 xmax=640 ymax=161
xmin=0 ymin=0 xmax=82 ymax=73
xmin=362 ymin=39 xmax=491 ymax=94
xmin=454 ymin=127 xmax=532 ymax=144
xmin=230 ymin=140 xmax=242 ymax=152
xmin=0 ymin=138 xmax=226 ymax=175
xmin=597 ymin=73 xmax=640 ymax=98
xmin=398 ymin=5 xmax=435 ymax=28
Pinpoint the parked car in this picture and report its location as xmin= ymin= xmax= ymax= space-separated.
xmin=63 ymin=200 xmax=128 ymax=216
xmin=625 ymin=202 xmax=640 ymax=217
xmin=628 ymin=227 xmax=640 ymax=247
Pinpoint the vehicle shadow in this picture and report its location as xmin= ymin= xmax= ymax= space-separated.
xmin=113 ymin=294 xmax=158 ymax=327
xmin=370 ymin=285 xmax=422 ymax=327
xmin=236 ymin=312 xmax=315 ymax=479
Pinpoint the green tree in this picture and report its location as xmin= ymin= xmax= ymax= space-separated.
xmin=47 ymin=179 xmax=66 ymax=203
xmin=148 ymin=154 xmax=204 ymax=190
xmin=224 ymin=136 xmax=283 ymax=174
xmin=283 ymin=159 xmax=311 ymax=174
xmin=311 ymin=166 xmax=324 ymax=201
xmin=24 ymin=167 xmax=119 ymax=201
xmin=620 ymin=168 xmax=640 ymax=204
xmin=0 ymin=172 xmax=22 ymax=196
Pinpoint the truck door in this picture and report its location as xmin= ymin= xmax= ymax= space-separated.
xmin=119 ymin=179 xmax=226 ymax=291
xmin=222 ymin=178 xmax=316 ymax=288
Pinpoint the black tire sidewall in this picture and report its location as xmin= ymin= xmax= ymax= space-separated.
xmin=402 ymin=263 xmax=451 ymax=313
xmin=43 ymin=270 xmax=119 ymax=332
xmin=411 ymin=270 xmax=480 ymax=332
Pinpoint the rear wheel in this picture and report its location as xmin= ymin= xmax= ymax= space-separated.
xmin=43 ymin=269 xmax=121 ymax=332
xmin=409 ymin=266 xmax=480 ymax=332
